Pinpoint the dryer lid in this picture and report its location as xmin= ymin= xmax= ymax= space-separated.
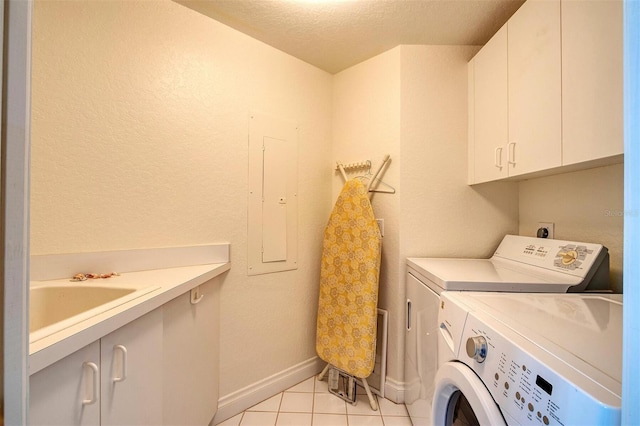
xmin=407 ymin=257 xmax=579 ymax=292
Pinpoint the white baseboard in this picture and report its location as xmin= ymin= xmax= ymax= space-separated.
xmin=383 ymin=376 xmax=406 ymax=404
xmin=212 ymin=357 xmax=325 ymax=425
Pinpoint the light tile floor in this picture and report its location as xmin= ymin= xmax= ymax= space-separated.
xmin=216 ymin=376 xmax=412 ymax=426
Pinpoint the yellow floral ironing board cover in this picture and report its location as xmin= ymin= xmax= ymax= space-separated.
xmin=316 ymin=179 xmax=382 ymax=378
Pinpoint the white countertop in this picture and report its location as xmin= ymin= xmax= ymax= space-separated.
xmin=29 ymin=245 xmax=230 ymax=375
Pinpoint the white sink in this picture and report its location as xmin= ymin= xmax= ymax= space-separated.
xmin=30 ymin=284 xmax=159 ymax=343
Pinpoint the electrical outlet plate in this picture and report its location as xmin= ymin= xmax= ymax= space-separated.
xmin=537 ymin=222 xmax=555 ymax=239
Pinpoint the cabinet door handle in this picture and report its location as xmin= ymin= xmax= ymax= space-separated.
xmin=508 ymin=142 xmax=517 ymax=166
xmin=82 ymin=362 xmax=99 ymax=405
xmin=113 ymin=345 xmax=128 ymax=382
xmin=494 ymin=147 xmax=503 ymax=169
xmin=190 ymin=286 xmax=204 ymax=305
xmin=406 ymin=299 xmax=412 ymax=331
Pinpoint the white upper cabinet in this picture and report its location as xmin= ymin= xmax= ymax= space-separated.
xmin=561 ymin=0 xmax=623 ymax=165
xmin=468 ymin=0 xmax=562 ymax=184
xmin=468 ymin=0 xmax=622 ymax=184
xmin=470 ymin=26 xmax=509 ymax=184
xmin=507 ymin=0 xmax=562 ymax=177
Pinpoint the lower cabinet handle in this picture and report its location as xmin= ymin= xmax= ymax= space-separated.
xmin=82 ymin=362 xmax=99 ymax=405
xmin=113 ymin=345 xmax=128 ymax=382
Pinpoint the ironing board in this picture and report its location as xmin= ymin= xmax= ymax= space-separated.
xmin=316 ymin=179 xmax=382 ymax=407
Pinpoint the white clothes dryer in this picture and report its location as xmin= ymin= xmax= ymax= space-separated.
xmin=433 ymin=291 xmax=622 ymax=425
xmin=404 ymin=235 xmax=611 ymax=425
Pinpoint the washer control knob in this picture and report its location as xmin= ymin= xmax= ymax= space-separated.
xmin=559 ymin=250 xmax=578 ymax=265
xmin=466 ymin=336 xmax=488 ymax=363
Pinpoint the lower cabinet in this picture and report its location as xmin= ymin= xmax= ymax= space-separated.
xmin=101 ymin=308 xmax=163 ymax=425
xmin=30 ymin=308 xmax=162 ymax=426
xmin=162 ymin=280 xmax=220 ymax=425
xmin=30 ymin=341 xmax=101 ymax=425
xmin=29 ymin=282 xmax=220 ymax=426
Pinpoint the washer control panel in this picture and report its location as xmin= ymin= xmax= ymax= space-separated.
xmin=493 ymin=235 xmax=606 ymax=278
xmin=553 ymin=243 xmax=593 ymax=271
xmin=458 ymin=312 xmax=620 ymax=426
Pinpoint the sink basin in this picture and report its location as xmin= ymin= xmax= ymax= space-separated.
xmin=30 ymin=284 xmax=159 ymax=343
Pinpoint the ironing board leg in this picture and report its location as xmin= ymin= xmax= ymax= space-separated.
xmin=361 ymin=377 xmax=378 ymax=411
xmin=317 ymin=363 xmax=331 ymax=381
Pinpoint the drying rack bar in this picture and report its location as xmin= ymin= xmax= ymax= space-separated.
xmin=335 ymin=160 xmax=371 ymax=172
xmin=336 ymin=155 xmax=395 ymax=195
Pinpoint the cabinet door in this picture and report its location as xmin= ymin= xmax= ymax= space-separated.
xmin=163 ymin=280 xmax=220 ymax=425
xmin=30 ymin=341 xmax=101 ymax=426
xmin=508 ymin=0 xmax=562 ymax=176
xmin=100 ymin=308 xmax=163 ymax=426
xmin=562 ymin=0 xmax=623 ymax=165
xmin=472 ymin=25 xmax=509 ymax=184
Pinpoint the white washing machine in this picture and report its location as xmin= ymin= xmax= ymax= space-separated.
xmin=434 ymin=291 xmax=622 ymax=425
xmin=404 ymin=235 xmax=610 ymax=425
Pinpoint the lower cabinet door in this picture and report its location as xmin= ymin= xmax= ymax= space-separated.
xmin=163 ymin=279 xmax=221 ymax=425
xmin=100 ymin=308 xmax=163 ymax=426
xmin=30 ymin=341 xmax=101 ymax=426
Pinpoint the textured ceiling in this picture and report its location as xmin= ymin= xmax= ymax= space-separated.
xmin=176 ymin=0 xmax=525 ymax=74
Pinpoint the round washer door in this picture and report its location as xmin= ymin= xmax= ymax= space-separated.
xmin=432 ymin=362 xmax=506 ymax=426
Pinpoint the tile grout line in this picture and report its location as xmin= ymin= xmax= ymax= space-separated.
xmin=310 ymin=378 xmax=317 ymax=421
xmin=274 ymin=390 xmax=283 ymax=426
xmin=311 ymin=375 xmax=316 ymax=426
xmin=233 ymin=375 xmax=411 ymax=426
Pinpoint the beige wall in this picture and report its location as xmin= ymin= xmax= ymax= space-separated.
xmin=399 ymin=45 xmax=520 ymax=260
xmin=332 ymin=45 xmax=520 ymax=390
xmin=519 ymin=164 xmax=624 ymax=293
xmin=30 ymin=0 xmax=333 ymax=397
xmin=332 ymin=47 xmax=402 ymax=387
